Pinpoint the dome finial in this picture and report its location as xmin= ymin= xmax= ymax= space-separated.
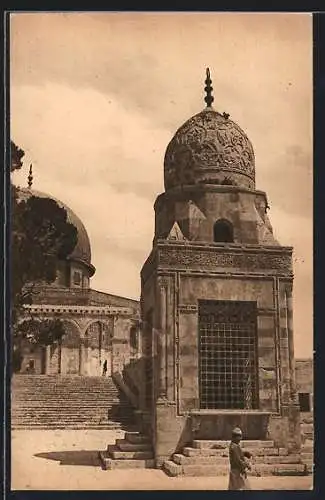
xmin=204 ymin=67 xmax=214 ymax=108
xmin=27 ymin=163 xmax=33 ymax=189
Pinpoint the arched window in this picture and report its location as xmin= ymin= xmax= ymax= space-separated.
xmin=213 ymin=219 xmax=234 ymax=243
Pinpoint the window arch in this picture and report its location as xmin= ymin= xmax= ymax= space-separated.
xmin=213 ymin=219 xmax=234 ymax=243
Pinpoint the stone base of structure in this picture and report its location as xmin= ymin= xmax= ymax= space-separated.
xmin=152 ymin=402 xmax=301 ymax=467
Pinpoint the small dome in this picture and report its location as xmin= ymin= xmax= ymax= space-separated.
xmin=16 ymin=188 xmax=95 ymax=275
xmin=164 ymin=108 xmax=255 ymax=190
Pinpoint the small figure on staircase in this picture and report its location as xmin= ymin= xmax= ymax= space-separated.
xmin=102 ymin=359 xmax=108 ymax=377
xmin=228 ymin=427 xmax=252 ymax=490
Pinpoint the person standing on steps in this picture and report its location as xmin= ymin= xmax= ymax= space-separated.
xmin=102 ymin=359 xmax=107 ymax=377
xmin=228 ymin=427 xmax=252 ymax=490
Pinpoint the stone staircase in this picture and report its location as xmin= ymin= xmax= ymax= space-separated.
xmin=99 ymin=431 xmax=154 ymax=469
xmin=163 ymin=439 xmax=311 ymax=477
xmin=11 ymin=375 xmax=137 ymax=430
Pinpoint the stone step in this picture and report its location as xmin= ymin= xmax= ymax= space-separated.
xmin=12 ymin=402 xmax=121 ymax=406
xmin=12 ymin=408 xmax=134 ymax=414
xmin=301 ymin=452 xmax=313 ymax=460
xmin=124 ymin=432 xmax=150 ymax=445
xmin=99 ymin=452 xmax=154 ymax=470
xmin=12 ymin=381 xmax=117 ymax=385
xmin=116 ymin=440 xmax=152 ymax=452
xmin=12 ymin=419 xmax=127 ymax=425
xmin=11 ymin=375 xmax=135 ymax=429
xmin=163 ymin=461 xmax=307 ymax=477
xmin=13 ymin=400 xmax=129 ymax=404
xmin=12 ymin=424 xmax=126 ymax=430
xmin=12 ymin=421 xmax=137 ymax=427
xmin=301 ymin=422 xmax=314 ymax=429
xmin=12 ymin=396 xmax=120 ymax=401
xmin=192 ymin=440 xmax=274 ymax=450
xmin=11 ymin=415 xmax=120 ymax=421
xmin=12 ymin=409 xmax=132 ymax=415
xmin=12 ymin=376 xmax=114 ymax=382
xmin=109 ymin=448 xmax=154 ymax=460
xmin=11 ymin=411 xmax=132 ymax=421
xmin=13 ymin=394 xmax=119 ymax=398
xmin=182 ymin=446 xmax=289 ymax=457
xmin=12 ymin=422 xmax=134 ymax=428
xmin=13 ymin=388 xmax=118 ymax=393
xmin=302 ymin=445 xmax=313 ymax=453
xmin=173 ymin=453 xmax=302 ymax=466
xmin=13 ymin=399 xmax=123 ymax=404
xmin=12 ymin=386 xmax=118 ymax=390
xmin=12 ymin=406 xmax=117 ymax=411
xmin=163 ymin=460 xmax=183 ymax=476
xmin=12 ymin=398 xmax=120 ymax=402
xmin=11 ymin=418 xmax=135 ymax=427
xmin=13 ymin=383 xmax=118 ymax=386
xmin=12 ymin=386 xmax=119 ymax=390
xmin=13 ymin=401 xmax=124 ymax=406
xmin=12 ymin=408 xmax=133 ymax=415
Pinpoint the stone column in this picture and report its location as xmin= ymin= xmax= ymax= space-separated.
xmin=157 ymin=278 xmax=168 ymax=400
xmin=79 ymin=339 xmax=86 ymax=375
xmin=45 ymin=345 xmax=51 ymax=374
xmin=284 ymin=283 xmax=301 ymax=453
xmin=286 ymin=284 xmax=297 ymax=403
xmin=111 ymin=316 xmax=117 ymax=373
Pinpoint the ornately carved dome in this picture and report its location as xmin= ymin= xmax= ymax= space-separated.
xmin=17 ymin=187 xmax=95 ymax=276
xmin=164 ymin=70 xmax=255 ymax=191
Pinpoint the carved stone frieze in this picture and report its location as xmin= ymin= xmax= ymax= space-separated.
xmin=158 ymin=247 xmax=292 ymax=274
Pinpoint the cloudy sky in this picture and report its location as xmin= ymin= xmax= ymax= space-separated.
xmin=10 ymin=12 xmax=313 ymax=357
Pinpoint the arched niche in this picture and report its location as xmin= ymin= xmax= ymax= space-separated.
xmin=213 ymin=219 xmax=234 ymax=243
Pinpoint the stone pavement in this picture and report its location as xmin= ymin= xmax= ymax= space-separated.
xmin=11 ymin=430 xmax=313 ymax=490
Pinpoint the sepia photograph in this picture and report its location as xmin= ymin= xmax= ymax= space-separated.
xmin=9 ymin=11 xmax=313 ymax=491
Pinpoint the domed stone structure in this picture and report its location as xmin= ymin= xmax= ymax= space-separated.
xmin=139 ymin=69 xmax=301 ymax=469
xmin=17 ymin=187 xmax=95 ymax=289
xmin=15 ymin=184 xmax=140 ymax=377
xmin=164 ymin=108 xmax=255 ymax=190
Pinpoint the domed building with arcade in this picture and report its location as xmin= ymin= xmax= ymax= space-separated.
xmin=16 ymin=186 xmax=140 ymax=378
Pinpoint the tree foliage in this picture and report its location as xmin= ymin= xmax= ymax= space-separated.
xmin=12 ymin=194 xmax=78 ymax=321
xmin=14 ymin=318 xmax=66 ymax=346
xmin=11 ymin=141 xmax=25 ymax=172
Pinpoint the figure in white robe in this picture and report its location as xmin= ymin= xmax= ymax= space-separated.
xmin=228 ymin=427 xmax=252 ymax=490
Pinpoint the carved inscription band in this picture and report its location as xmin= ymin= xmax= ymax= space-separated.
xmin=159 ymin=248 xmax=292 ymax=274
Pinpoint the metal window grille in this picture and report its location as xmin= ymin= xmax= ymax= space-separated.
xmin=199 ymin=300 xmax=258 ymax=410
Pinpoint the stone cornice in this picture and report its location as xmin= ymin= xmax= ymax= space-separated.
xmin=24 ymin=304 xmax=137 ymax=317
xmin=155 ymin=240 xmax=293 ymax=253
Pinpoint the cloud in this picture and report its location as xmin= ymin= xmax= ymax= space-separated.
xmin=10 ymin=12 xmax=312 ymax=132
xmin=11 ymin=82 xmax=169 ymax=200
